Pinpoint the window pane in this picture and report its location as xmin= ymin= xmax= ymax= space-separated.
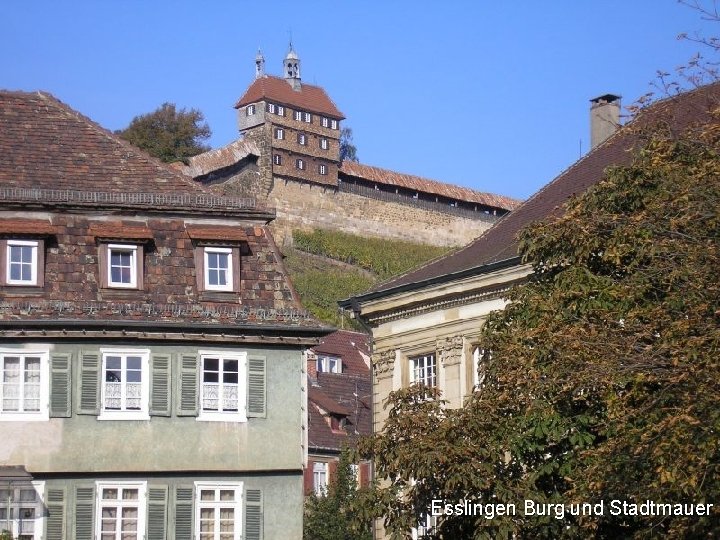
xmin=106 ymin=356 xmax=121 ymax=370
xmin=219 ymin=490 xmax=234 ymax=501
xmin=19 ymin=489 xmax=36 ymax=502
xmin=103 ymin=488 xmax=119 ymax=500
xmin=122 ymin=489 xmax=138 ymax=501
xmin=200 ymin=490 xmax=215 ymax=502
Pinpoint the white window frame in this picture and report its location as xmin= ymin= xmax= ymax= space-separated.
xmin=294 ymin=110 xmax=302 ymax=121
xmin=203 ymin=247 xmax=233 ymax=292
xmin=303 ymin=112 xmax=311 ymax=123
xmin=319 ymin=164 xmax=328 ymax=175
xmin=277 ymin=105 xmax=285 ymax=116
xmin=0 ymin=349 xmax=49 ymax=421
xmin=296 ymin=159 xmax=305 ymax=171
xmin=472 ymin=346 xmax=488 ymax=390
xmin=274 ymin=128 xmax=284 ymax=140
xmin=267 ymin=103 xmax=276 ymax=114
xmin=320 ymin=137 xmax=329 ymax=150
xmin=246 ymin=104 xmax=255 ymax=116
xmin=194 ymin=482 xmax=243 ymax=540
xmin=330 ymin=119 xmax=338 ymax=130
xmin=95 ymin=481 xmax=147 ymax=540
xmin=198 ymin=350 xmax=248 ymax=423
xmin=409 ymin=353 xmax=436 ymax=387
xmin=321 ymin=117 xmax=329 ymax=128
xmin=273 ymin=154 xmax=282 ymax=166
xmin=98 ymin=348 xmax=150 ymax=420
xmin=316 ymin=355 xmax=341 ymax=374
xmin=298 ymin=133 xmax=307 ymax=145
xmin=107 ymin=243 xmax=138 ymax=289
xmin=0 ymin=481 xmax=45 ymax=540
xmin=6 ymin=240 xmax=39 ymax=286
xmin=313 ymin=462 xmax=328 ymax=496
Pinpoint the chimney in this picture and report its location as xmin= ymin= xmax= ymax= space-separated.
xmin=590 ymin=94 xmax=621 ymax=149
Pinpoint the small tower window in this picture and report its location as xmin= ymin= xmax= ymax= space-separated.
xmin=321 ymin=117 xmax=329 ymax=128
xmin=294 ymin=110 xmax=302 ymax=121
xmin=277 ymin=105 xmax=285 ymax=116
xmin=274 ymin=128 xmax=284 ymax=140
xmin=267 ymin=103 xmax=276 ymax=114
xmin=319 ymin=164 xmax=328 ymax=175
xmin=273 ymin=154 xmax=282 ymax=166
xmin=303 ymin=112 xmax=312 ymax=123
xmin=330 ymin=119 xmax=338 ymax=130
xmin=320 ymin=138 xmax=329 ymax=150
xmin=296 ymin=159 xmax=305 ymax=170
xmin=297 ymin=133 xmax=307 ymax=146
xmin=246 ymin=105 xmax=256 ymax=116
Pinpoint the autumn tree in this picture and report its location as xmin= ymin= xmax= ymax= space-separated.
xmin=117 ymin=102 xmax=211 ymax=163
xmin=355 ymin=94 xmax=720 ymax=538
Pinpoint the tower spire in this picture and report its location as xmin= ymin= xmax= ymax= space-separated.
xmin=255 ymin=48 xmax=265 ymax=79
xmin=283 ymin=42 xmax=301 ymax=90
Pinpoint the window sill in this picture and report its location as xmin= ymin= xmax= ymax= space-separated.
xmin=0 ymin=412 xmax=49 ymax=422
xmin=197 ymin=412 xmax=247 ymax=423
xmin=97 ymin=412 xmax=150 ymax=421
xmin=0 ymin=286 xmax=45 ymax=296
xmin=198 ymin=291 xmax=240 ymax=302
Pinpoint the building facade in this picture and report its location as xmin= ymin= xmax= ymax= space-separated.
xmin=0 ymin=90 xmax=330 ymax=539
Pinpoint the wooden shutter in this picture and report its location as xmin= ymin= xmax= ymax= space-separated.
xmin=173 ymin=486 xmax=194 ymax=540
xmin=45 ymin=486 xmax=66 ymax=540
xmin=77 ymin=352 xmax=100 ymax=415
xmin=247 ymin=355 xmax=266 ymax=418
xmin=245 ymin=489 xmax=263 ymax=540
xmin=304 ymin=461 xmax=315 ymax=495
xmin=150 ymin=354 xmax=171 ymax=416
xmin=73 ymin=485 xmax=95 ymax=540
xmin=49 ymin=352 xmax=72 ymax=417
xmin=176 ymin=354 xmax=198 ymax=416
xmin=147 ymin=485 xmax=168 ymax=540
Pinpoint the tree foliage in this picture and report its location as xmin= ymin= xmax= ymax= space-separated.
xmin=117 ymin=102 xmax=211 ymax=163
xmin=357 ymin=103 xmax=720 ymax=538
xmin=304 ymin=449 xmax=372 ymax=540
xmin=340 ymin=127 xmax=359 ymax=163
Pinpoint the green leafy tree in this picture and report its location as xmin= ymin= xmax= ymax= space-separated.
xmin=117 ymin=102 xmax=211 ymax=163
xmin=357 ymin=101 xmax=720 ymax=538
xmin=304 ymin=449 xmax=372 ymax=540
xmin=340 ymin=127 xmax=359 ymax=163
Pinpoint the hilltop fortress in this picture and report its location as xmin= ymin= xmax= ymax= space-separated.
xmin=180 ymin=46 xmax=518 ymax=247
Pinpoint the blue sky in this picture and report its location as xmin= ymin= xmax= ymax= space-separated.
xmin=3 ymin=1 xmax=717 ymax=200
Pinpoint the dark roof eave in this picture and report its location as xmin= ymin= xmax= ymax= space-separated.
xmin=339 ymin=256 xmax=522 ymax=310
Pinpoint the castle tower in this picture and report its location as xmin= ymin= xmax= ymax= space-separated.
xmin=283 ymin=43 xmax=302 ymax=91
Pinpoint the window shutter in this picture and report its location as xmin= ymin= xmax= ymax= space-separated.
xmin=245 ymin=489 xmax=263 ymax=540
xmin=49 ymin=352 xmax=72 ymax=417
xmin=45 ymin=486 xmax=66 ymax=540
xmin=194 ymin=247 xmax=204 ymax=292
xmin=173 ymin=486 xmax=194 ymax=540
xmin=147 ymin=485 xmax=168 ymax=540
xmin=247 ymin=355 xmax=266 ymax=418
xmin=176 ymin=354 xmax=198 ymax=416
xmin=73 ymin=485 xmax=95 ymax=540
xmin=304 ymin=461 xmax=314 ymax=495
xmin=150 ymin=354 xmax=171 ymax=417
xmin=77 ymin=352 xmax=100 ymax=415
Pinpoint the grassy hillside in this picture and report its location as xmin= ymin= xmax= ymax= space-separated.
xmin=284 ymin=229 xmax=452 ymax=327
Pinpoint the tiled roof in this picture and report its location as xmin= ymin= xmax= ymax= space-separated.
xmin=181 ymin=139 xmax=259 ymax=179
xmin=88 ymin=223 xmax=154 ymax=240
xmin=339 ymin=161 xmax=520 ymax=212
xmin=359 ymin=82 xmax=720 ymax=297
xmin=185 ymin=225 xmax=249 ymax=242
xmin=312 ymin=330 xmax=370 ymax=376
xmin=235 ymin=75 xmax=345 ymax=119
xmin=0 ymin=219 xmax=55 ymax=235
xmin=0 ymin=90 xmax=218 ymax=199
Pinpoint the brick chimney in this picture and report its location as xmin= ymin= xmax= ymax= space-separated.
xmin=590 ymin=94 xmax=621 ymax=149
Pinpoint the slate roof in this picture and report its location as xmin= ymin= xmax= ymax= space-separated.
xmin=340 ymin=161 xmax=521 ymax=212
xmin=235 ymin=75 xmax=345 ymax=119
xmin=307 ymin=330 xmax=372 ymax=451
xmin=352 ymin=82 xmax=720 ymax=299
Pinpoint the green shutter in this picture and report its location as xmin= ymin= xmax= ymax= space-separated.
xmin=77 ymin=352 xmax=100 ymax=415
xmin=150 ymin=354 xmax=172 ymax=416
xmin=45 ymin=486 xmax=66 ymax=540
xmin=247 ymin=356 xmax=266 ymax=418
xmin=173 ymin=486 xmax=194 ymax=540
xmin=245 ymin=489 xmax=263 ymax=540
xmin=147 ymin=485 xmax=168 ymax=540
xmin=73 ymin=485 xmax=95 ymax=540
xmin=49 ymin=353 xmax=72 ymax=417
xmin=176 ymin=354 xmax=198 ymax=416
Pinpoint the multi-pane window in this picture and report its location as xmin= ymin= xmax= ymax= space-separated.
xmin=321 ymin=117 xmax=329 ymax=128
xmin=96 ymin=483 xmax=146 ymax=540
xmin=330 ymin=119 xmax=338 ymax=130
xmin=277 ymin=105 xmax=285 ymax=116
xmin=0 ymin=483 xmax=44 ymax=540
xmin=204 ymin=247 xmax=233 ymax=291
xmin=6 ymin=240 xmax=38 ymax=285
xmin=246 ymin=105 xmax=255 ymax=116
xmin=0 ymin=351 xmax=48 ymax=420
xmin=319 ymin=164 xmax=328 ymax=175
xmin=313 ymin=462 xmax=328 ymax=496
xmin=472 ymin=346 xmax=487 ymax=390
xmin=266 ymin=103 xmax=275 ymax=114
xmin=303 ymin=112 xmax=312 ymax=123
xmin=107 ymin=244 xmax=138 ymax=288
xmin=316 ymin=355 xmax=341 ymax=373
xmin=293 ymin=110 xmax=302 ymax=121
xmin=319 ymin=137 xmax=329 ymax=150
xmin=199 ymin=351 xmax=247 ymax=421
xmin=195 ymin=483 xmax=243 ymax=540
xmin=273 ymin=154 xmax=282 ymax=166
xmin=100 ymin=350 xmax=149 ymax=419
xmin=296 ymin=159 xmax=305 ymax=170
xmin=274 ymin=128 xmax=284 ymax=140
xmin=410 ymin=354 xmax=436 ymax=387
xmin=297 ymin=133 xmax=307 ymax=145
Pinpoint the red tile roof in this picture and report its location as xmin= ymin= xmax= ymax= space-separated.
xmin=357 ymin=82 xmax=720 ymax=297
xmin=0 ymin=219 xmax=55 ymax=235
xmin=185 ymin=225 xmax=248 ymax=242
xmin=235 ymin=76 xmax=345 ymax=119
xmin=339 ymin=161 xmax=520 ymax=212
xmin=88 ymin=223 xmax=154 ymax=240
xmin=0 ymin=91 xmax=216 ymax=198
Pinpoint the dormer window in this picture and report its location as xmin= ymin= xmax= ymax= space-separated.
xmin=317 ymin=355 xmax=341 ymax=374
xmin=99 ymin=243 xmax=143 ymax=290
xmin=277 ymin=105 xmax=285 ymax=116
xmin=330 ymin=119 xmax=338 ymax=130
xmin=329 ymin=414 xmax=348 ymax=431
xmin=321 ymin=117 xmax=329 ymax=128
xmin=5 ymin=240 xmax=39 ymax=286
xmin=203 ymin=247 xmax=233 ymax=292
